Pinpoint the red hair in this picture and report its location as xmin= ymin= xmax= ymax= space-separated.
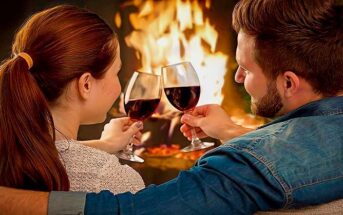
xmin=0 ymin=5 xmax=118 ymax=191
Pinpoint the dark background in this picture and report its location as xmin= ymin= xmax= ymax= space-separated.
xmin=1 ymin=0 xmax=246 ymax=185
xmin=0 ymin=0 xmax=239 ymax=79
xmin=0 ymin=0 xmax=242 ymax=141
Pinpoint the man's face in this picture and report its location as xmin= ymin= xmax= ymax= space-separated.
xmin=235 ymin=31 xmax=283 ymax=118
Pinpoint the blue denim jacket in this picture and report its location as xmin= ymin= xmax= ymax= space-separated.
xmin=50 ymin=96 xmax=343 ymax=215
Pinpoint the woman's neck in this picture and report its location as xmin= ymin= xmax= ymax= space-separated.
xmin=50 ymin=104 xmax=80 ymax=141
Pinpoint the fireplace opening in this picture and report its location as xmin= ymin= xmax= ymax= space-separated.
xmin=77 ymin=0 xmax=266 ymax=185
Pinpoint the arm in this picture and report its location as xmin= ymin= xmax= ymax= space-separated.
xmin=0 ymin=187 xmax=87 ymax=215
xmin=180 ymin=104 xmax=253 ymax=142
xmin=0 ymin=187 xmax=48 ymax=215
xmin=84 ymin=147 xmax=286 ymax=215
xmin=1 ymin=150 xmax=284 ymax=215
xmin=81 ymin=117 xmax=143 ymax=154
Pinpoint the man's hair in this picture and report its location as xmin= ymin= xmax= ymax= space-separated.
xmin=233 ymin=0 xmax=342 ymax=96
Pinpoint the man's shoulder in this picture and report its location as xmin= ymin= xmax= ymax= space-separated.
xmin=222 ymin=120 xmax=290 ymax=151
xmin=226 ymin=112 xmax=342 ymax=151
xmin=213 ymin=113 xmax=343 ymax=196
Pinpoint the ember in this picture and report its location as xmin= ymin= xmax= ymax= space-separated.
xmin=144 ymin=144 xmax=206 ymax=161
xmin=145 ymin=144 xmax=180 ymax=157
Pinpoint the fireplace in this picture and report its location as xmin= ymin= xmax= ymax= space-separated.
xmin=79 ymin=0 xmax=265 ymax=185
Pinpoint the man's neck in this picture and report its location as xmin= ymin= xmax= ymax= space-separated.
xmin=280 ymin=92 xmax=323 ymax=116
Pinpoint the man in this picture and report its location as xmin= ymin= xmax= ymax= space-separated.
xmin=0 ymin=0 xmax=342 ymax=214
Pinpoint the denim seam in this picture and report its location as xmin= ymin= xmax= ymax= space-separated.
xmin=241 ymin=147 xmax=293 ymax=209
xmin=216 ymin=142 xmax=292 ymax=208
xmin=322 ymin=110 xmax=343 ymax=115
xmin=291 ymin=175 xmax=343 ymax=191
xmin=196 ymin=141 xmax=253 ymax=161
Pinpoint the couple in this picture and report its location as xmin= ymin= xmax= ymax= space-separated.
xmin=1 ymin=0 xmax=343 ymax=214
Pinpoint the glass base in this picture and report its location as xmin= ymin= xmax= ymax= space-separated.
xmin=181 ymin=142 xmax=215 ymax=152
xmin=116 ymin=151 xmax=144 ymax=163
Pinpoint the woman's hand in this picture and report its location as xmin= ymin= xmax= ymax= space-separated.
xmin=180 ymin=104 xmax=253 ymax=142
xmin=81 ymin=117 xmax=143 ymax=154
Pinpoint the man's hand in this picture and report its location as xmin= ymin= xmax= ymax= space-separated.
xmin=180 ymin=104 xmax=253 ymax=142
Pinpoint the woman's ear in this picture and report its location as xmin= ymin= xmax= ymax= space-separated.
xmin=78 ymin=72 xmax=93 ymax=100
xmin=280 ymin=71 xmax=300 ymax=98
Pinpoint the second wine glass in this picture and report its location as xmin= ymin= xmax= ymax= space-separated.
xmin=162 ymin=62 xmax=214 ymax=152
xmin=117 ymin=71 xmax=161 ymax=163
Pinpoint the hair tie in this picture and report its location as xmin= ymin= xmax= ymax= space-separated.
xmin=17 ymin=52 xmax=33 ymax=69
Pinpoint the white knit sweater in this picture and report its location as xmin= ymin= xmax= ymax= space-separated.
xmin=55 ymin=140 xmax=145 ymax=194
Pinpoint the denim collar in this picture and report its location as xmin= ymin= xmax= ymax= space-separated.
xmin=259 ymin=96 xmax=343 ymax=129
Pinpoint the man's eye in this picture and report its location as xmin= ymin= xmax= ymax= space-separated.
xmin=239 ymin=66 xmax=249 ymax=74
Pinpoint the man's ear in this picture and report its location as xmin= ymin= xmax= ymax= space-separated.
xmin=78 ymin=72 xmax=93 ymax=100
xmin=280 ymin=71 xmax=300 ymax=98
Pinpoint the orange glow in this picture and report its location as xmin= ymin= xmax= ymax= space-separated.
xmin=121 ymin=0 xmax=228 ymax=106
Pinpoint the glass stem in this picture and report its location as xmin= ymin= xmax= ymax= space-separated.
xmin=124 ymin=141 xmax=134 ymax=155
xmin=191 ymin=128 xmax=202 ymax=146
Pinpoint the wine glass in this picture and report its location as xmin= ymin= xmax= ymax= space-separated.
xmin=162 ymin=62 xmax=214 ymax=152
xmin=116 ymin=71 xmax=161 ymax=163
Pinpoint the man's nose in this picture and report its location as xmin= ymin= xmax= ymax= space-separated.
xmin=234 ymin=68 xmax=245 ymax=83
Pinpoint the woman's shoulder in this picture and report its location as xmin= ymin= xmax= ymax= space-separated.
xmin=55 ymin=139 xmax=121 ymax=169
xmin=55 ymin=139 xmax=145 ymax=193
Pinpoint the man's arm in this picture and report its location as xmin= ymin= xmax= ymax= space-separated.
xmin=85 ymin=147 xmax=286 ymax=215
xmin=0 ymin=186 xmax=48 ymax=215
xmin=0 ymin=187 xmax=87 ymax=215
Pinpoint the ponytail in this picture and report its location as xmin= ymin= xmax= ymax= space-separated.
xmin=0 ymin=56 xmax=69 ymax=191
xmin=0 ymin=4 xmax=117 ymax=191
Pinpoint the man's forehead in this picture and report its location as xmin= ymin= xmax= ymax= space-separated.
xmin=236 ymin=32 xmax=255 ymax=63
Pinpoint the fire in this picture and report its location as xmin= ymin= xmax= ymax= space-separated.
xmin=116 ymin=0 xmax=228 ymax=106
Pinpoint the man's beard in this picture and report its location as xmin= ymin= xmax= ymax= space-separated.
xmin=251 ymin=82 xmax=283 ymax=118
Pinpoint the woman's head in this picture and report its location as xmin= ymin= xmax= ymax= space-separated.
xmin=0 ymin=5 xmax=119 ymax=191
xmin=77 ymin=45 xmax=122 ymax=124
xmin=14 ymin=4 xmax=119 ymax=103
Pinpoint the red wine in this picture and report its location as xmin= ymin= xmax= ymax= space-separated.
xmin=164 ymin=86 xmax=200 ymax=111
xmin=124 ymin=98 xmax=160 ymax=121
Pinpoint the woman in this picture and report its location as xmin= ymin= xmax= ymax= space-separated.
xmin=0 ymin=5 xmax=145 ymax=193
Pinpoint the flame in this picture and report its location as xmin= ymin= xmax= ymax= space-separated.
xmin=114 ymin=12 xmax=121 ymax=28
xmin=118 ymin=0 xmax=228 ymax=106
